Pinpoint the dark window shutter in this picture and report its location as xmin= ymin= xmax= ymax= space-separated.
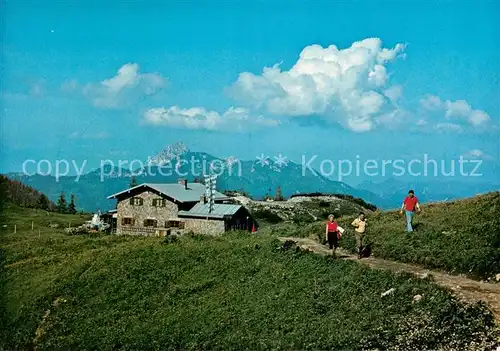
xmin=129 ymin=198 xmax=134 ymax=205
xmin=152 ymin=199 xmax=157 ymax=207
xmin=139 ymin=198 xmax=143 ymax=206
xmin=122 ymin=218 xmax=134 ymax=225
xmin=144 ymin=219 xmax=157 ymax=227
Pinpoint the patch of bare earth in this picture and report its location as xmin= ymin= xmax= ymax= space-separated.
xmin=32 ymin=297 xmax=67 ymax=349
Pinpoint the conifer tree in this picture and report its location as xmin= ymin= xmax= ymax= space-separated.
xmin=68 ymin=194 xmax=77 ymax=214
xmin=37 ymin=194 xmax=50 ymax=210
xmin=56 ymin=192 xmax=67 ymax=213
xmin=129 ymin=176 xmax=138 ymax=188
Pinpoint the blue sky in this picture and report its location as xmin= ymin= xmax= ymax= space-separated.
xmin=1 ymin=0 xmax=499 ymax=184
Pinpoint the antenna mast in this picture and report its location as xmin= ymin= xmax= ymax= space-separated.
xmin=204 ymin=174 xmax=217 ymax=213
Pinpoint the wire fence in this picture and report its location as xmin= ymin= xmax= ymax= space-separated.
xmin=2 ymin=220 xmax=95 ymax=235
xmin=1 ymin=221 xmax=46 ymax=236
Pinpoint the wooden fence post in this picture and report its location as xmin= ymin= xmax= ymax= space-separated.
xmin=14 ymin=225 xmax=16 ymax=234
xmin=32 ymin=221 xmax=34 ymax=231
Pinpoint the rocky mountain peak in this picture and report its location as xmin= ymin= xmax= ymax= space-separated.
xmin=147 ymin=142 xmax=190 ymax=165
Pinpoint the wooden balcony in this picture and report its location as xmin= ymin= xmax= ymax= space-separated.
xmin=118 ymin=226 xmax=171 ymax=237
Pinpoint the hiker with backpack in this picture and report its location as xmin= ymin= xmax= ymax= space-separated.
xmin=325 ymin=214 xmax=341 ymax=255
xmin=351 ymin=212 xmax=367 ymax=259
xmin=400 ymin=190 xmax=421 ymax=232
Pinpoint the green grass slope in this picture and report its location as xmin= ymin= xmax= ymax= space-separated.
xmin=1 ymin=207 xmax=499 ymax=350
xmin=329 ymin=192 xmax=499 ymax=279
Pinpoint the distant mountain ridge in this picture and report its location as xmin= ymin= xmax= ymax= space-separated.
xmin=359 ymin=177 xmax=500 ymax=209
xmin=7 ymin=144 xmax=499 ymax=212
xmin=5 ymin=143 xmax=386 ymax=212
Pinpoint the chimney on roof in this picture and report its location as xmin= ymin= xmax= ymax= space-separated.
xmin=200 ymin=195 xmax=207 ymax=204
xmin=178 ymin=178 xmax=187 ymax=189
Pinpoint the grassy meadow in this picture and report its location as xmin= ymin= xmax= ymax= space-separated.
xmin=1 ymin=205 xmax=499 ymax=349
xmin=345 ymin=192 xmax=500 ymax=279
xmin=289 ymin=192 xmax=500 ymax=280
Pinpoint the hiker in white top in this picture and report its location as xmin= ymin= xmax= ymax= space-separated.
xmin=351 ymin=212 xmax=367 ymax=259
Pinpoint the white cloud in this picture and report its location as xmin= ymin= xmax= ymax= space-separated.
xmin=435 ymin=122 xmax=463 ymax=132
xmin=368 ymin=65 xmax=388 ymax=86
xmin=420 ymin=95 xmax=490 ymax=128
xmin=61 ymin=79 xmax=79 ymax=92
xmin=419 ymin=95 xmax=442 ymax=111
xmin=376 ymin=108 xmax=410 ymax=129
xmin=416 ymin=119 xmax=428 ymax=126
xmin=468 ymin=110 xmax=490 ymax=126
xmin=82 ymin=63 xmax=167 ymax=109
xmin=467 ymin=149 xmax=484 ymax=158
xmin=143 ymin=106 xmax=280 ymax=131
xmin=445 ymin=100 xmax=471 ymax=118
xmin=383 ymin=85 xmax=403 ymax=104
xmin=30 ymin=79 xmax=46 ymax=97
xmin=463 ymin=149 xmax=493 ymax=160
xmin=229 ymin=38 xmax=407 ymax=132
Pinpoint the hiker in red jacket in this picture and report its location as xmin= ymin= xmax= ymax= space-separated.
xmin=400 ymin=190 xmax=421 ymax=232
xmin=325 ymin=214 xmax=340 ymax=255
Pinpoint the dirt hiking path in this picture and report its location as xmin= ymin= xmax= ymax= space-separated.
xmin=279 ymin=236 xmax=500 ymax=321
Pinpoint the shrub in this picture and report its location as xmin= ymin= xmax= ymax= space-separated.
xmin=332 ymin=194 xmax=377 ymax=211
xmin=185 ymin=231 xmax=211 ymax=241
xmin=290 ymin=192 xmax=324 ymax=198
xmin=163 ymin=234 xmax=179 ymax=244
xmin=252 ymin=209 xmax=283 ymax=224
xmin=292 ymin=213 xmax=315 ymax=224
xmin=319 ymin=210 xmax=343 ymax=220
xmin=64 ymin=226 xmax=89 ymax=235
xmin=290 ymin=192 xmax=377 ymax=211
xmin=223 ymin=190 xmax=252 ymax=198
